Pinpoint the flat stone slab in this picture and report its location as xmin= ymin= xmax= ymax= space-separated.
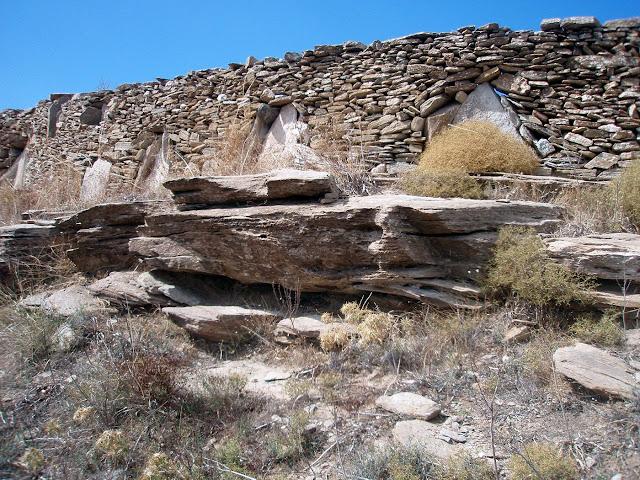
xmin=553 ymin=343 xmax=638 ymax=400
xmin=375 ymin=392 xmax=441 ymax=420
xmin=89 ymin=271 xmax=172 ymax=307
xmin=22 ymin=285 xmax=107 ymax=317
xmin=163 ymin=305 xmax=280 ymax=342
xmin=544 ymin=233 xmax=640 ymax=283
xmin=392 ymin=420 xmax=465 ymax=459
xmin=164 ymin=169 xmax=335 ymax=208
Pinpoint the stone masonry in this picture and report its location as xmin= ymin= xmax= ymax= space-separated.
xmin=0 ymin=16 xmax=639 ymax=192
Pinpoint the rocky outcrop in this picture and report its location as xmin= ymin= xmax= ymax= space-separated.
xmin=130 ymin=192 xmax=563 ymax=307
xmin=553 ymin=343 xmax=639 ymax=400
xmin=375 ymin=392 xmax=441 ymax=420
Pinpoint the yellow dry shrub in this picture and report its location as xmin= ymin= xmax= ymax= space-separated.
xmin=340 ymin=302 xmax=368 ymax=324
xmin=357 ymin=312 xmax=393 ymax=345
xmin=19 ymin=447 xmax=45 ymax=474
xmin=418 ymin=121 xmax=539 ymax=174
xmin=73 ymin=406 xmax=95 ymax=423
xmin=319 ymin=324 xmax=350 ymax=352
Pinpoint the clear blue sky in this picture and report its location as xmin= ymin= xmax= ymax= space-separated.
xmin=1 ymin=0 xmax=637 ymax=111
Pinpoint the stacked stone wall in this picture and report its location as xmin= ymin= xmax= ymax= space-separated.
xmin=1 ymin=16 xmax=638 ymax=188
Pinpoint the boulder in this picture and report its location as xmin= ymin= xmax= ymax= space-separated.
xmin=130 ymin=190 xmax=563 ymax=308
xmin=22 ymin=285 xmax=105 ymax=317
xmin=133 ymin=132 xmax=172 ymax=196
xmin=164 ymin=169 xmax=335 ymax=209
xmin=452 ymin=82 xmax=521 ymax=137
xmin=553 ymin=343 xmax=638 ymax=400
xmin=426 ymin=103 xmax=460 ymax=141
xmin=375 ymin=392 xmax=441 ymax=420
xmin=162 ymin=305 xmax=280 ymax=342
xmin=80 ymin=159 xmax=111 ymax=205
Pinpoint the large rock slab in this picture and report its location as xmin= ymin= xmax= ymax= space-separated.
xmin=131 ymin=193 xmax=562 ymax=307
xmin=162 ymin=305 xmax=280 ymax=342
xmin=553 ymin=343 xmax=638 ymax=400
xmin=88 ymin=271 xmax=173 ymax=307
xmin=375 ymin=392 xmax=441 ymax=420
xmin=22 ymin=285 xmax=106 ymax=317
xmin=544 ymin=234 xmax=640 ymax=283
xmin=80 ymin=159 xmax=112 ymax=205
xmin=164 ymin=169 xmax=335 ymax=209
xmin=392 ymin=420 xmax=465 ymax=459
xmin=274 ymin=316 xmax=355 ymax=343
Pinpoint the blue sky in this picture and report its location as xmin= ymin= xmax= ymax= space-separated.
xmin=0 ymin=0 xmax=637 ymax=111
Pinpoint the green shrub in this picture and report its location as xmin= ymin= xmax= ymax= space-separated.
xmin=617 ymin=158 xmax=640 ymax=227
xmin=399 ymin=169 xmax=485 ymax=199
xmin=418 ymin=121 xmax=539 ymax=175
xmin=484 ymin=226 xmax=594 ymax=307
xmin=570 ymin=312 xmax=623 ymax=346
xmin=347 ymin=443 xmax=434 ymax=479
xmin=509 ymin=443 xmax=578 ymax=480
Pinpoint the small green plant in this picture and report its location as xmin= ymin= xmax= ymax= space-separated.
xmin=202 ymin=373 xmax=249 ymax=417
xmin=94 ymin=429 xmax=129 ymax=465
xmin=13 ymin=309 xmax=65 ymax=368
xmin=509 ymin=442 xmax=578 ymax=480
xmin=418 ymin=120 xmax=539 ymax=175
xmin=400 ymin=169 xmax=485 ymax=199
xmin=484 ymin=226 xmax=594 ymax=308
xmin=347 ymin=443 xmax=434 ymax=479
xmin=267 ymin=409 xmax=312 ymax=463
xmin=570 ymin=311 xmax=623 ymax=346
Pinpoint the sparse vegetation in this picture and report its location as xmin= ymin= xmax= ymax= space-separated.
xmin=617 ymin=158 xmax=640 ymax=229
xmin=484 ymin=226 xmax=594 ymax=308
xmin=569 ymin=311 xmax=623 ymax=346
xmin=509 ymin=442 xmax=578 ymax=480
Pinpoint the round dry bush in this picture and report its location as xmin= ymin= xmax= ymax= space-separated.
xmin=320 ymin=324 xmax=350 ymax=352
xmin=418 ymin=121 xmax=539 ymax=174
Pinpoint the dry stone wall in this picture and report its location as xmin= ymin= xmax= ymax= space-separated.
xmin=1 ymin=16 xmax=639 ymax=191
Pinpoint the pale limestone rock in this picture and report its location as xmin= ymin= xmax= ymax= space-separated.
xmin=80 ymin=159 xmax=111 ymax=205
xmin=452 ymin=83 xmax=521 ymax=137
xmin=274 ymin=316 xmax=355 ymax=343
xmin=89 ymin=271 xmax=173 ymax=307
xmin=553 ymin=343 xmax=638 ymax=399
xmin=134 ymin=132 xmax=172 ymax=196
xmin=163 ymin=305 xmax=279 ymax=342
xmin=375 ymin=392 xmax=441 ymax=420
xmin=22 ymin=285 xmax=104 ymax=317
xmin=504 ymin=325 xmax=531 ymax=343
xmin=491 ymin=73 xmax=531 ymax=96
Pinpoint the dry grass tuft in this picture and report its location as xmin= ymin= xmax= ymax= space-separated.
xmin=616 ymin=158 xmax=640 ymax=229
xmin=509 ymin=442 xmax=578 ymax=480
xmin=319 ymin=324 xmax=351 ymax=352
xmin=94 ymin=429 xmax=130 ymax=465
xmin=418 ymin=121 xmax=538 ymax=174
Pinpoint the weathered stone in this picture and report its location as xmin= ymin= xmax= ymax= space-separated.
xmin=570 ymin=56 xmax=640 ymax=70
xmin=375 ymin=392 xmax=441 ymax=420
xmin=427 ymin=103 xmax=460 ymax=141
xmin=452 ymin=82 xmax=520 ymax=137
xmin=603 ymin=17 xmax=640 ymax=28
xmin=134 ymin=132 xmax=172 ymax=196
xmin=564 ymin=132 xmax=593 ymax=147
xmin=80 ymin=159 xmax=112 ymax=205
xmin=534 ymin=139 xmax=555 ymax=157
xmin=504 ymin=325 xmax=531 ymax=343
xmin=164 ymin=169 xmax=334 ymax=208
xmin=163 ymin=306 xmax=280 ymax=342
xmin=584 ymin=153 xmax=620 ymax=170
xmin=419 ymin=94 xmax=451 ymax=117
xmin=544 ymin=234 xmax=640 ymax=283
xmin=553 ymin=343 xmax=638 ymax=399
xmin=22 ymin=285 xmax=105 ymax=317
xmin=560 ymin=16 xmax=601 ymax=30
xmin=130 ymin=186 xmax=563 ymax=308
xmin=88 ymin=271 xmax=173 ymax=307
xmin=540 ymin=18 xmax=561 ymax=31
xmin=492 ymin=73 xmax=531 ymax=96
